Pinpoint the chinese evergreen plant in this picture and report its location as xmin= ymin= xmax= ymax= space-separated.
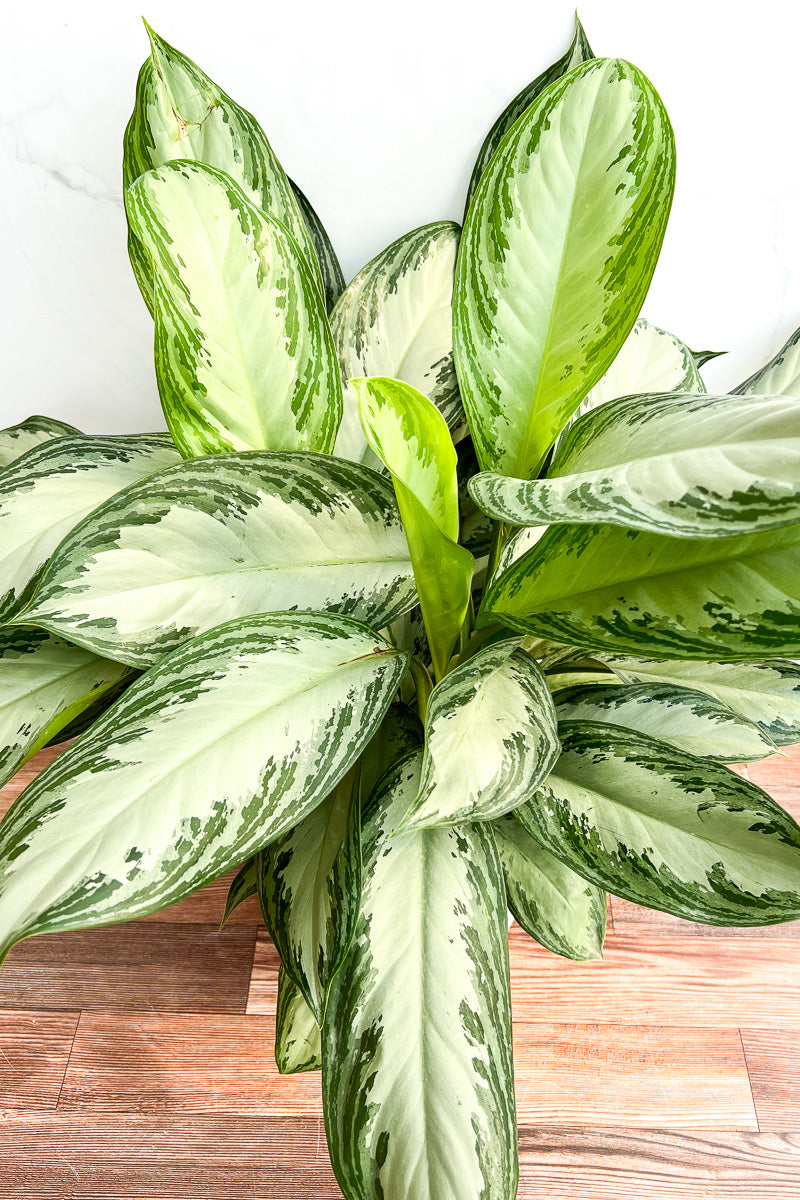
xmin=2 ymin=16 xmax=800 ymax=1199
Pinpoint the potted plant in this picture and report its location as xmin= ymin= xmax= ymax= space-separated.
xmin=0 ymin=16 xmax=799 ymax=1199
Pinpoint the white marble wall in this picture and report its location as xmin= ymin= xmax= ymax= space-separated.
xmin=2 ymin=0 xmax=800 ymax=434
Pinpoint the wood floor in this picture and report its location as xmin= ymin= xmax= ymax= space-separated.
xmin=2 ymin=745 xmax=800 ymax=1198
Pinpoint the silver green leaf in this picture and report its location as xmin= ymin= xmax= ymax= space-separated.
xmin=464 ymin=14 xmax=594 ymax=216
xmin=123 ymin=23 xmax=321 ymax=309
xmin=470 ymin=393 xmax=800 ymax=537
xmin=0 ymin=613 xmax=408 ymax=963
xmin=398 ymin=640 xmax=559 ymax=831
xmin=332 ymin=222 xmax=463 ymax=465
xmin=0 ymin=628 xmax=133 ymax=790
xmin=290 ymin=180 xmax=346 ymax=315
xmin=481 ymin=520 xmax=800 ymax=660
xmin=0 ymin=434 xmax=180 ymax=623
xmin=220 ymin=858 xmax=258 ymax=930
xmin=454 ymin=58 xmax=675 ymax=479
xmin=554 ymin=681 xmax=776 ymax=762
xmin=276 ymin=968 xmax=322 ymax=1074
xmin=0 ymin=416 xmax=80 ymax=470
xmin=359 ymin=702 xmax=423 ymax=809
xmin=492 ymin=813 xmax=605 ymax=960
xmin=17 ymin=452 xmax=416 ymax=668
xmin=587 ymin=653 xmax=800 ymax=749
xmin=323 ymin=751 xmax=517 ymax=1200
xmin=734 ymin=324 xmax=800 ymax=397
xmin=125 ymin=161 xmax=342 ymax=459
xmin=514 ymin=721 xmax=800 ymax=925
xmin=258 ymin=766 xmax=361 ymax=1024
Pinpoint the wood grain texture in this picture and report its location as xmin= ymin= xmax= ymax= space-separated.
xmin=608 ymin=896 xmax=800 ymax=938
xmin=740 ymin=1029 xmax=800 ymax=1133
xmin=0 ymin=1009 xmax=79 ymax=1109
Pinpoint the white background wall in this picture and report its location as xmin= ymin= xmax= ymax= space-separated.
xmin=2 ymin=0 xmax=800 ymax=433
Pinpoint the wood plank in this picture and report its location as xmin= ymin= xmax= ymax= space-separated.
xmin=609 ymin=896 xmax=800 ymax=939
xmin=742 ymin=746 xmax=800 ymax=812
xmin=0 ymin=1009 xmax=79 ymax=1110
xmin=740 ymin=1029 xmax=800 ymax=1132
xmin=517 ymin=1128 xmax=800 ymax=1199
xmin=0 ymin=923 xmax=258 ymax=1014
xmin=508 ymin=927 xmax=800 ymax=1028
xmin=136 ymin=869 xmax=262 ymax=925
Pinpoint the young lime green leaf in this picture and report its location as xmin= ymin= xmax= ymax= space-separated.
xmin=734 ymin=323 xmax=800 ymax=396
xmin=454 ymin=58 xmax=675 ymax=479
xmin=18 ymin=453 xmax=416 ymax=668
xmin=0 ymin=434 xmax=179 ymax=623
xmin=353 ymin=377 xmax=474 ymax=680
xmin=123 ymin=23 xmax=321 ymax=309
xmin=332 ymin=223 xmax=463 ymax=466
xmin=219 ymin=858 xmax=258 ymax=930
xmin=323 ymin=751 xmax=517 ymax=1200
xmin=470 ymin=393 xmax=800 ymax=537
xmin=464 ymin=14 xmax=594 ymax=216
xmin=0 ymin=628 xmax=133 ymax=790
xmin=0 ymin=613 xmax=408 ymax=964
xmin=588 ymin=653 xmax=800 ymax=748
xmin=515 ymin=722 xmax=800 ymax=926
xmin=125 ymin=162 xmax=342 ymax=459
xmin=554 ymin=681 xmax=776 ymax=763
xmin=398 ymin=640 xmax=559 ymax=832
xmin=276 ymin=968 xmax=322 ymax=1073
xmin=290 ymin=180 xmax=346 ymax=315
xmin=0 ymin=416 xmax=80 ymax=470
xmin=481 ymin=519 xmax=800 ymax=660
xmin=258 ymin=766 xmax=361 ymax=1024
xmin=492 ymin=813 xmax=606 ymax=960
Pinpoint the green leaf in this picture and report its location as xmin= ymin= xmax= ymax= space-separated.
xmin=0 ymin=434 xmax=180 ymax=623
xmin=123 ymin=23 xmax=321 ymax=309
xmin=275 ymin=968 xmax=322 ymax=1073
xmin=734 ymin=324 xmax=800 ymax=396
xmin=691 ymin=347 xmax=727 ymax=369
xmin=359 ymin=701 xmax=423 ymax=808
xmin=258 ymin=765 xmax=361 ymax=1024
xmin=470 ymin=393 xmax=800 ymax=537
xmin=464 ymin=14 xmax=594 ymax=216
xmin=0 ymin=416 xmax=81 ymax=470
xmin=454 ymin=57 xmax=675 ymax=479
xmin=354 ymin=377 xmax=474 ymax=680
xmin=124 ymin=162 xmax=342 ymax=459
xmin=554 ymin=681 xmax=776 ymax=762
xmin=290 ymin=180 xmax=346 ymax=315
xmin=586 ymin=653 xmax=800 ymax=749
xmin=481 ymin=520 xmax=800 ymax=660
xmin=323 ymin=751 xmax=517 ymax=1200
xmin=0 ymin=628 xmax=133 ymax=789
xmin=18 ymin=452 xmax=417 ymax=668
xmin=0 ymin=613 xmax=408 ymax=963
xmin=492 ymin=813 xmax=606 ymax=960
xmin=397 ymin=640 xmax=559 ymax=831
xmin=514 ymin=721 xmax=800 ymax=926
xmin=220 ymin=858 xmax=258 ymax=929
xmin=332 ymin=223 xmax=463 ymax=465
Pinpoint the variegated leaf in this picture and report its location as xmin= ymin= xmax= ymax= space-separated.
xmin=454 ymin=58 xmax=675 ymax=479
xmin=0 ymin=434 xmax=180 ymax=623
xmin=0 ymin=628 xmax=133 ymax=790
xmin=354 ymin=377 xmax=474 ymax=680
xmin=332 ymin=223 xmax=463 ymax=465
xmin=17 ymin=453 xmax=416 ymax=668
xmin=276 ymin=968 xmax=322 ymax=1073
xmin=397 ymin=641 xmax=559 ymax=832
xmin=290 ymin=180 xmax=346 ymax=315
xmin=220 ymin=858 xmax=258 ymax=929
xmin=323 ymin=751 xmax=517 ymax=1200
xmin=470 ymin=393 xmax=800 ymax=536
xmin=125 ymin=162 xmax=342 ymax=458
xmin=0 ymin=416 xmax=80 ymax=470
xmin=492 ymin=813 xmax=605 ymax=960
xmin=123 ymin=23 xmax=321 ymax=309
xmin=359 ymin=702 xmax=423 ymax=808
xmin=555 ymin=682 xmax=776 ymax=762
xmin=0 ymin=613 xmax=408 ymax=962
xmin=514 ymin=722 xmax=800 ymax=925
xmin=481 ymin=520 xmax=800 ymax=660
xmin=258 ymin=766 xmax=360 ymax=1024
xmin=734 ymin=323 xmax=800 ymax=397
xmin=587 ymin=654 xmax=800 ymax=749
xmin=464 ymin=15 xmax=594 ymax=216
xmin=692 ymin=348 xmax=727 ymax=369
